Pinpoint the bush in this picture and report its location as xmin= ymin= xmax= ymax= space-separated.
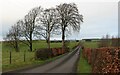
xmin=82 ymin=48 xmax=92 ymax=64
xmin=35 ymin=47 xmax=69 ymax=60
xmin=82 ymin=47 xmax=120 ymax=73
xmin=35 ymin=48 xmax=53 ymax=60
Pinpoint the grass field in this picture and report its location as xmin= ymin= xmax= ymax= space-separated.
xmin=2 ymin=40 xmax=78 ymax=72
xmin=83 ymin=41 xmax=99 ymax=48
xmin=2 ymin=40 xmax=78 ymax=52
xmin=77 ymin=41 xmax=99 ymax=73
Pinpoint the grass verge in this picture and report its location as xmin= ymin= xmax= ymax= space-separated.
xmin=77 ymin=41 xmax=98 ymax=73
xmin=77 ymin=49 xmax=91 ymax=73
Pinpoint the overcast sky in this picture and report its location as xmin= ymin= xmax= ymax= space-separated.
xmin=0 ymin=0 xmax=119 ymax=40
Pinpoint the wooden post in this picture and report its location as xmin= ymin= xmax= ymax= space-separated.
xmin=10 ymin=51 xmax=11 ymax=64
xmin=24 ymin=50 xmax=26 ymax=62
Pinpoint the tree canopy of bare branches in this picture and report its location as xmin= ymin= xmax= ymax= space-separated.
xmin=4 ymin=20 xmax=21 ymax=52
xmin=56 ymin=3 xmax=83 ymax=49
xmin=5 ymin=3 xmax=83 ymax=52
xmin=35 ymin=8 xmax=60 ymax=49
xmin=20 ymin=6 xmax=43 ymax=51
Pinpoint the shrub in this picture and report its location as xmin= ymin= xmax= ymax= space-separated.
xmin=82 ymin=47 xmax=120 ymax=73
xmin=35 ymin=48 xmax=53 ymax=60
xmin=35 ymin=47 xmax=69 ymax=60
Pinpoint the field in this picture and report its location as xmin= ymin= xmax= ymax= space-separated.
xmin=2 ymin=40 xmax=78 ymax=72
xmin=82 ymin=41 xmax=99 ymax=49
xmin=77 ymin=41 xmax=99 ymax=73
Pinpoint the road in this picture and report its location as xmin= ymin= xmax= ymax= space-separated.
xmin=2 ymin=46 xmax=81 ymax=75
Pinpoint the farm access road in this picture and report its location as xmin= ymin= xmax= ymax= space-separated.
xmin=3 ymin=46 xmax=81 ymax=75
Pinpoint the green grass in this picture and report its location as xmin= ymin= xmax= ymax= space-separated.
xmin=2 ymin=51 xmax=38 ymax=72
xmin=77 ymin=41 xmax=99 ymax=73
xmin=83 ymin=41 xmax=98 ymax=48
xmin=2 ymin=40 xmax=78 ymax=52
xmin=69 ymin=41 xmax=78 ymax=50
xmin=2 ymin=51 xmax=66 ymax=72
xmin=77 ymin=49 xmax=92 ymax=73
xmin=2 ymin=40 xmax=78 ymax=72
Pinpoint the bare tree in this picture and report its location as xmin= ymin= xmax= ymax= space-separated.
xmin=111 ymin=36 xmax=119 ymax=47
xmin=4 ymin=21 xmax=21 ymax=52
xmin=20 ymin=6 xmax=43 ymax=51
xmin=56 ymin=3 xmax=83 ymax=49
xmin=99 ymin=34 xmax=111 ymax=47
xmin=35 ymin=8 xmax=60 ymax=50
xmin=118 ymin=38 xmax=120 ymax=47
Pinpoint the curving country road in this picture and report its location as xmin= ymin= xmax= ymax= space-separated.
xmin=3 ymin=46 xmax=81 ymax=75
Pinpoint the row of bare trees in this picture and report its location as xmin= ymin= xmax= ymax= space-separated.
xmin=98 ymin=34 xmax=120 ymax=47
xmin=4 ymin=3 xmax=83 ymax=52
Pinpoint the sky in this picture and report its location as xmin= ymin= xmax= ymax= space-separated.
xmin=0 ymin=0 xmax=119 ymax=41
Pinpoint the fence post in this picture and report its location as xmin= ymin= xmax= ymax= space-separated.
xmin=24 ymin=50 xmax=26 ymax=62
xmin=10 ymin=51 xmax=11 ymax=64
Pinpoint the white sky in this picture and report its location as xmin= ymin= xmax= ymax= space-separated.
xmin=0 ymin=0 xmax=119 ymax=40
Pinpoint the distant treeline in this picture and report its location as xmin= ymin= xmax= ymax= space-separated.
xmin=82 ymin=34 xmax=120 ymax=47
xmin=82 ymin=38 xmax=120 ymax=42
xmin=2 ymin=39 xmax=80 ymax=43
xmin=82 ymin=39 xmax=100 ymax=42
xmin=50 ymin=40 xmax=79 ymax=43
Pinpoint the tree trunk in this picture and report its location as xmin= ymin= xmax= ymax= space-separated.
xmin=15 ymin=41 xmax=19 ymax=52
xmin=62 ymin=27 xmax=65 ymax=50
xmin=30 ymin=33 xmax=32 ymax=52
xmin=48 ymin=32 xmax=50 ymax=50
xmin=47 ymin=21 xmax=50 ymax=50
xmin=15 ymin=38 xmax=19 ymax=52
